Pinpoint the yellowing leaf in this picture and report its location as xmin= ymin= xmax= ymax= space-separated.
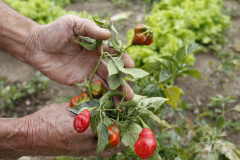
xmin=164 ymin=86 xmax=180 ymax=109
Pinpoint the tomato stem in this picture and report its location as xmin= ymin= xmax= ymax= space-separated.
xmin=124 ymin=44 xmax=133 ymax=50
xmin=137 ymin=116 xmax=148 ymax=128
xmin=88 ymin=42 xmax=104 ymax=100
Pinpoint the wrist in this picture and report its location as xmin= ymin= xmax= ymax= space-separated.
xmin=0 ymin=1 xmax=40 ymax=64
xmin=0 ymin=117 xmax=36 ymax=159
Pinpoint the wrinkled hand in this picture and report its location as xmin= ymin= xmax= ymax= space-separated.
xmin=27 ymin=14 xmax=134 ymax=100
xmin=25 ymin=103 xmax=125 ymax=157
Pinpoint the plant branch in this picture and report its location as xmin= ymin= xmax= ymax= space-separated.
xmin=88 ymin=42 xmax=104 ymax=100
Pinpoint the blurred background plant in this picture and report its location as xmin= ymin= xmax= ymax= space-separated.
xmin=0 ymin=71 xmax=49 ymax=110
xmin=126 ymin=0 xmax=231 ymax=67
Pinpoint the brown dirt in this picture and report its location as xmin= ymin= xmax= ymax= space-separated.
xmin=0 ymin=0 xmax=240 ymax=159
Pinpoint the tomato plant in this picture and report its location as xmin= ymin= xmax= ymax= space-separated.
xmin=55 ymin=17 xmax=203 ymax=159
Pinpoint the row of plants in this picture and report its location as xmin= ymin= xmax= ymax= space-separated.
xmin=3 ymin=0 xmax=88 ymax=24
xmin=0 ymin=71 xmax=49 ymax=110
xmin=126 ymin=0 xmax=231 ymax=67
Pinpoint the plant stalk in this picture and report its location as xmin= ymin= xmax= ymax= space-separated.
xmin=88 ymin=42 xmax=104 ymax=100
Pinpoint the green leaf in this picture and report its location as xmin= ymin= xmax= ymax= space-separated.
xmin=183 ymin=68 xmax=203 ymax=79
xmin=133 ymin=94 xmax=146 ymax=103
xmin=142 ymin=84 xmax=161 ymax=97
xmin=234 ymin=105 xmax=240 ymax=112
xmin=54 ymin=95 xmax=72 ymax=103
xmin=75 ymin=83 xmax=85 ymax=88
xmin=107 ymin=57 xmax=124 ymax=76
xmin=121 ymin=101 xmax=137 ymax=108
xmin=175 ymin=157 xmax=182 ymax=160
xmin=107 ymin=72 xmax=123 ymax=90
xmin=150 ymin=152 xmax=162 ymax=160
xmin=90 ymin=113 xmax=100 ymax=134
xmin=138 ymin=97 xmax=168 ymax=111
xmin=75 ymin=40 xmax=97 ymax=51
xmin=121 ymin=122 xmax=142 ymax=148
xmin=189 ymin=152 xmax=199 ymax=160
xmin=233 ymin=148 xmax=240 ymax=158
xmin=161 ymin=56 xmax=178 ymax=67
xmin=103 ymin=116 xmax=112 ymax=127
xmin=109 ymin=57 xmax=149 ymax=78
xmin=68 ymin=101 xmax=99 ymax=115
xmin=159 ymin=69 xmax=174 ymax=82
xmin=111 ymin=32 xmax=121 ymax=52
xmin=164 ymin=86 xmax=181 ymax=109
xmin=216 ymin=116 xmax=225 ymax=130
xmin=119 ymin=68 xmax=149 ymax=79
xmin=77 ymin=36 xmax=96 ymax=44
xmin=187 ymin=44 xmax=198 ymax=55
xmin=149 ymin=114 xmax=172 ymax=128
xmin=175 ymin=46 xmax=186 ymax=63
xmin=97 ymin=122 xmax=108 ymax=155
xmin=93 ymin=17 xmax=105 ymax=26
xmin=99 ymin=90 xmax=120 ymax=109
xmin=84 ymin=76 xmax=88 ymax=84
xmin=111 ymin=24 xmax=119 ymax=34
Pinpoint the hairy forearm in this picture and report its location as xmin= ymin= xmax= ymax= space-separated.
xmin=0 ymin=0 xmax=39 ymax=64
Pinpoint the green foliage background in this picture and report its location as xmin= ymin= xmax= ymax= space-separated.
xmin=3 ymin=0 xmax=89 ymax=24
xmin=127 ymin=0 xmax=231 ymax=67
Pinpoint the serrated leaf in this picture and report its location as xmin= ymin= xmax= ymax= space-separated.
xmin=216 ymin=116 xmax=225 ymax=129
xmin=149 ymin=114 xmax=172 ymax=128
xmin=107 ymin=57 xmax=124 ymax=76
xmin=122 ymin=122 xmax=142 ymax=148
xmin=54 ymin=95 xmax=72 ymax=103
xmin=164 ymin=86 xmax=181 ymax=109
xmin=183 ymin=68 xmax=203 ymax=79
xmin=107 ymin=72 xmax=123 ymax=90
xmin=75 ymin=40 xmax=97 ymax=51
xmin=187 ymin=44 xmax=198 ymax=55
xmin=138 ymin=97 xmax=168 ymax=111
xmin=68 ymin=101 xmax=99 ymax=115
xmin=97 ymin=122 xmax=108 ymax=155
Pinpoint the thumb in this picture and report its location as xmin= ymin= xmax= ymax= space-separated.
xmin=70 ymin=15 xmax=111 ymax=40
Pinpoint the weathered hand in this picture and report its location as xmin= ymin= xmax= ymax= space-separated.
xmin=27 ymin=14 xmax=134 ymax=100
xmin=25 ymin=103 xmax=126 ymax=157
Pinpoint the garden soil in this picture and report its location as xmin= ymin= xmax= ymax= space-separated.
xmin=0 ymin=0 xmax=239 ymax=159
